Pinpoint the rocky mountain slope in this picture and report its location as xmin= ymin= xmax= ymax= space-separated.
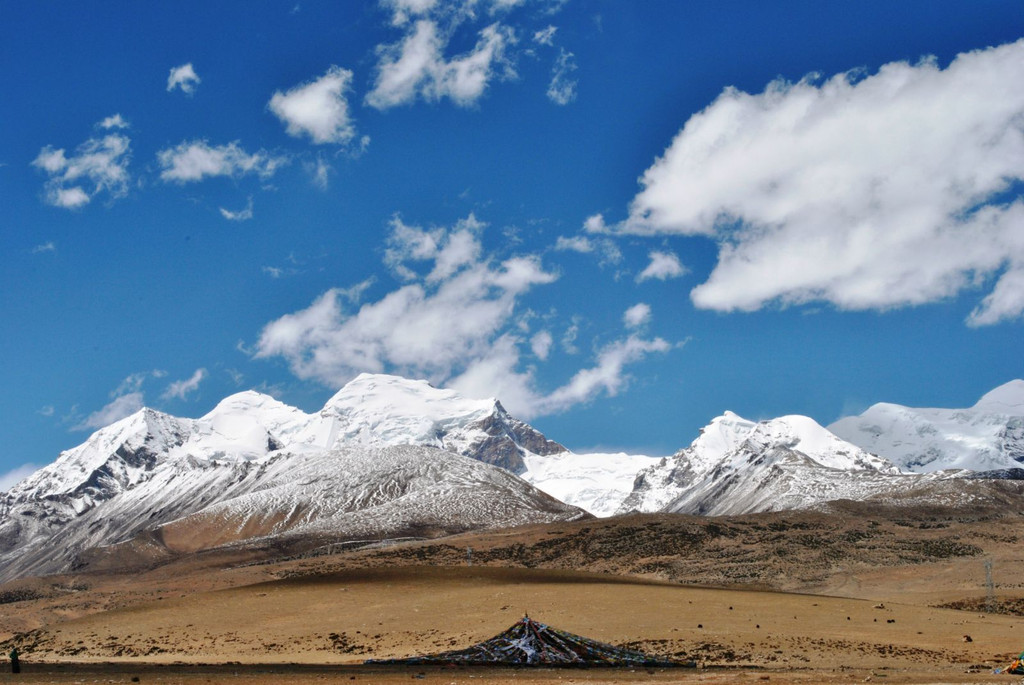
xmin=5 ymin=374 xmax=1024 ymax=582
xmin=0 ymin=375 xmax=585 ymax=581
xmin=828 ymin=380 xmax=1024 ymax=472
xmin=618 ymin=412 xmax=937 ymax=516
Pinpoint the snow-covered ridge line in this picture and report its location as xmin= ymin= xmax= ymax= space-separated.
xmin=0 ymin=373 xmax=580 ymax=581
xmin=829 ymin=379 xmax=1024 ymax=473
xmin=2 ymin=374 xmax=1022 ymax=582
xmin=618 ymin=380 xmax=1024 ymax=516
xmin=7 ymin=373 xmax=566 ymax=503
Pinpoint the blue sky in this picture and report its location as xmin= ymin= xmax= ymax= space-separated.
xmin=3 ymin=1 xmax=1023 ymax=485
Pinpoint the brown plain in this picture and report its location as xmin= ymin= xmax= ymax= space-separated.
xmin=1 ymin=501 xmax=1023 ymax=685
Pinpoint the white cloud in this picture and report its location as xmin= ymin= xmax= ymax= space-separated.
xmin=623 ymin=303 xmax=651 ymax=329
xmin=547 ymin=48 xmax=577 ymax=105
xmin=384 ymin=213 xmax=485 ymax=282
xmin=530 ymin=329 xmax=553 ymax=360
xmin=968 ymin=264 xmax=1024 ymax=327
xmin=383 ymin=0 xmax=438 ymax=25
xmin=533 ymin=25 xmax=557 ymax=45
xmin=613 ymin=39 xmax=1024 ymax=325
xmin=307 ymin=156 xmax=332 ymax=189
xmin=531 ymin=335 xmax=670 ymax=416
xmin=553 ymin=234 xmax=622 ymax=265
xmin=99 ymin=114 xmax=129 ymax=130
xmin=489 ymin=0 xmax=526 ymax=12
xmin=162 ymin=368 xmax=208 ymax=400
xmin=167 ymin=63 xmax=201 ymax=95
xmin=366 ymin=19 xmax=515 ymax=109
xmin=157 ymin=141 xmax=288 ymax=183
xmin=255 ymin=214 xmax=668 ymax=418
xmin=115 ymin=372 xmax=148 ymax=396
xmin=561 ymin=321 xmax=579 ymax=354
xmin=637 ymin=250 xmax=687 ymax=282
xmin=554 ymin=235 xmax=594 ymax=253
xmin=220 ymin=197 xmax=254 ymax=221
xmin=0 ymin=464 xmax=40 ymax=492
xmin=32 ymin=119 xmax=131 ymax=209
xmin=256 ymin=220 xmax=555 ymax=384
xmin=73 ymin=392 xmax=144 ymax=431
xmin=31 ymin=241 xmax=56 ymax=254
xmin=448 ymin=331 xmax=670 ymax=419
xmin=53 ymin=187 xmax=90 ymax=209
xmin=269 ymin=66 xmax=357 ymax=145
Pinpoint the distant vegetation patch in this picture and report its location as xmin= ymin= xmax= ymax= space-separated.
xmin=0 ymin=588 xmax=45 ymax=604
xmin=937 ymin=597 xmax=1024 ymax=616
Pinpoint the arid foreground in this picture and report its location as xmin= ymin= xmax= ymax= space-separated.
xmin=2 ymin=504 xmax=1024 ymax=684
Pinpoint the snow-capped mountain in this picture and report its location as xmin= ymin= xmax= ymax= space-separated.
xmin=6 ymin=374 xmax=1023 ymax=581
xmin=828 ymin=380 xmax=1024 ymax=472
xmin=0 ymin=374 xmax=583 ymax=581
xmin=617 ymin=412 xmax=930 ymax=516
xmin=301 ymin=374 xmax=566 ymax=472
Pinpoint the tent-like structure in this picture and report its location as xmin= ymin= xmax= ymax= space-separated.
xmin=368 ymin=615 xmax=688 ymax=667
xmin=1004 ymin=651 xmax=1024 ymax=675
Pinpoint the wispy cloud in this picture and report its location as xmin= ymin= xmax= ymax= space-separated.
xmin=99 ymin=114 xmax=129 ymax=129
xmin=367 ymin=0 xmax=570 ymax=109
xmin=161 ymin=368 xmax=207 ymax=400
xmin=533 ymin=25 xmax=557 ymax=46
xmin=547 ymin=48 xmax=577 ymax=105
xmin=220 ymin=197 xmax=254 ymax=221
xmin=530 ymin=330 xmax=553 ymax=360
xmin=306 ymin=156 xmax=332 ymax=190
xmin=0 ymin=464 xmax=41 ymax=491
xmin=32 ymin=117 xmax=131 ymax=209
xmin=366 ymin=17 xmax=515 ymax=109
xmin=72 ymin=392 xmax=144 ymax=431
xmin=167 ymin=63 xmax=201 ymax=95
xmin=157 ymin=141 xmax=288 ymax=183
xmin=31 ymin=241 xmax=56 ymax=254
xmin=255 ymin=213 xmax=669 ymax=418
xmin=612 ymin=39 xmax=1024 ymax=326
xmin=553 ymin=234 xmax=621 ymax=266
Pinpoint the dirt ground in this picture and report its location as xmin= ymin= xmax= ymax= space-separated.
xmin=3 ymin=508 xmax=1024 ymax=685
xmin=1 ymin=566 xmax=1022 ymax=684
xmin=0 ymin=662 xmax=1021 ymax=685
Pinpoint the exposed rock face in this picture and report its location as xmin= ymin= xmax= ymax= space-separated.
xmin=461 ymin=402 xmax=566 ymax=473
xmin=305 ymin=374 xmax=566 ymax=473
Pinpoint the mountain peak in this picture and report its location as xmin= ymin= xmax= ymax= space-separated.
xmin=203 ymin=389 xmax=290 ymax=417
xmin=973 ymin=379 xmax=1024 ymax=415
xmin=318 ymin=373 xmax=499 ymax=441
xmin=326 ymin=373 xmax=497 ymax=412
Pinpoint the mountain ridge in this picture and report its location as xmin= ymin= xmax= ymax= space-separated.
xmin=828 ymin=379 xmax=1024 ymax=472
xmin=4 ymin=374 xmax=1023 ymax=582
xmin=0 ymin=374 xmax=584 ymax=581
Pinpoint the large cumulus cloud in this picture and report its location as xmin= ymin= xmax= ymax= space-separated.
xmin=605 ymin=39 xmax=1024 ymax=326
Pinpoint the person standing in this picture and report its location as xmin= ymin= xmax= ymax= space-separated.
xmin=9 ymin=646 xmax=19 ymax=674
